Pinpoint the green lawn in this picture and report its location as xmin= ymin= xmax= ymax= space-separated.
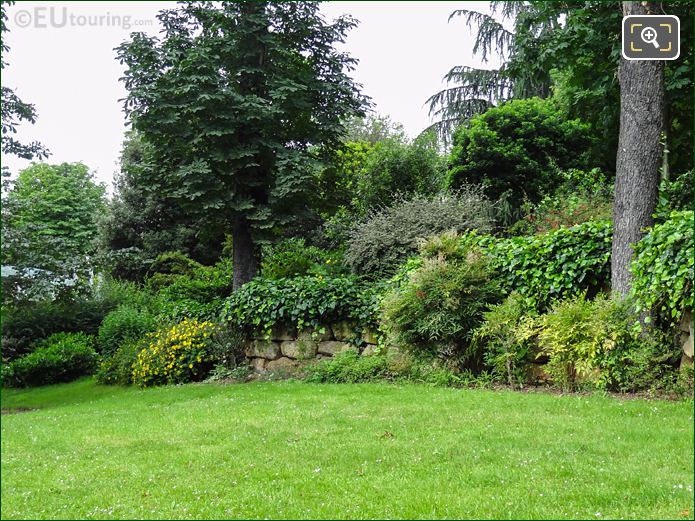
xmin=1 ymin=379 xmax=693 ymax=520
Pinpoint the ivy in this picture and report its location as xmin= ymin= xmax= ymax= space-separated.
xmin=631 ymin=211 xmax=694 ymax=326
xmin=221 ymin=276 xmax=381 ymax=336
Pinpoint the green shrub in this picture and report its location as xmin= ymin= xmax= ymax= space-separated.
xmin=510 ymin=168 xmax=613 ymax=235
xmin=3 ymin=332 xmax=98 ymax=387
xmin=380 ymin=247 xmax=502 ymax=365
xmin=345 ymin=190 xmax=494 ymax=277
xmin=631 ymin=210 xmax=693 ymax=328
xmin=156 ymin=260 xmax=233 ymax=321
xmin=655 ymin=169 xmax=693 ymax=219
xmin=222 ymin=276 xmax=381 ymax=336
xmin=448 ymin=98 xmax=594 ymax=212
xmin=532 ymin=294 xmax=637 ymax=390
xmin=473 ymin=292 xmax=538 ymax=387
xmin=1 ymin=278 xmax=150 ymax=360
xmin=95 ymin=340 xmax=141 ymax=386
xmin=305 ymin=351 xmax=390 ymax=383
xmin=131 ymin=318 xmax=218 ymax=388
xmin=261 ymin=238 xmax=346 ymax=279
xmin=486 ymin=220 xmax=612 ymax=310
xmin=98 ymin=305 xmax=157 ymax=357
xmin=145 ymin=251 xmax=205 ymax=291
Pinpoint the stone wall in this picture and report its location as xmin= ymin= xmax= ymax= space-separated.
xmin=245 ymin=322 xmax=378 ymax=372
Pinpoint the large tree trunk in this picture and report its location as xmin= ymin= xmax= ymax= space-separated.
xmin=611 ymin=1 xmax=664 ymax=296
xmin=232 ymin=215 xmax=258 ymax=291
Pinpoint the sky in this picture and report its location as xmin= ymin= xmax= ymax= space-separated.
xmin=1 ymin=1 xmax=497 ymax=191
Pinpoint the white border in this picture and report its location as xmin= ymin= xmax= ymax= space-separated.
xmin=622 ymin=14 xmax=680 ymax=61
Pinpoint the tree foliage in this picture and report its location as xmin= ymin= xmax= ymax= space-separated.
xmin=117 ymin=1 xmax=366 ymax=289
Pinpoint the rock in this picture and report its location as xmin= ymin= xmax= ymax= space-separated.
xmin=362 ymin=328 xmax=379 ymax=345
xmin=318 ymin=341 xmax=357 ymax=356
xmin=271 ymin=325 xmax=296 ymax=341
xmin=298 ymin=326 xmax=333 ymax=342
xmin=266 ymin=357 xmax=297 ymax=371
xmin=331 ymin=321 xmax=357 ymax=342
xmin=361 ymin=344 xmax=378 ymax=356
xmin=251 ymin=358 xmax=267 ymax=372
xmin=680 ymin=310 xmax=693 ymax=358
xmin=245 ymin=340 xmax=281 ymax=360
xmin=281 ymin=339 xmax=318 ymax=359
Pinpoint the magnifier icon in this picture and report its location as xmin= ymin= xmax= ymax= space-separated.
xmin=640 ymin=26 xmax=660 ymax=48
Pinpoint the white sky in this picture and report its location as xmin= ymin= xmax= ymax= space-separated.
xmin=1 ymin=1 xmax=497 ymax=191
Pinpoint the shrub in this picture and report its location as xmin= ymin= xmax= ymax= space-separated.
xmin=448 ymin=97 xmax=594 ymax=211
xmin=131 ymin=319 xmax=217 ymax=387
xmin=3 ymin=332 xmax=98 ymax=387
xmin=222 ymin=276 xmax=381 ymax=336
xmin=305 ymin=350 xmax=391 ymax=383
xmin=631 ymin=210 xmax=694 ymax=328
xmin=380 ymin=247 xmax=502 ymax=365
xmin=145 ymin=251 xmax=205 ymax=291
xmin=1 ymin=279 xmax=149 ymax=361
xmin=261 ymin=238 xmax=346 ymax=279
xmin=473 ymin=292 xmax=538 ymax=387
xmin=95 ymin=340 xmax=141 ymax=386
xmin=97 ymin=305 xmax=157 ymax=357
xmin=509 ymin=168 xmax=613 ymax=235
xmin=532 ymin=294 xmax=637 ymax=390
xmin=486 ymin=220 xmax=612 ymax=310
xmin=156 ymin=260 xmax=233 ymax=321
xmin=345 ymin=190 xmax=494 ymax=277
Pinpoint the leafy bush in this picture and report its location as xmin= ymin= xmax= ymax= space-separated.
xmin=345 ymin=190 xmax=494 ymax=277
xmin=145 ymin=251 xmax=205 ymax=291
xmin=261 ymin=238 xmax=346 ymax=279
xmin=1 ymin=278 xmax=150 ymax=360
xmin=95 ymin=340 xmax=142 ymax=386
xmin=3 ymin=332 xmax=98 ymax=387
xmin=655 ymin=169 xmax=693 ymax=219
xmin=631 ymin=211 xmax=694 ymax=328
xmin=222 ymin=276 xmax=381 ymax=336
xmin=156 ymin=259 xmax=233 ymax=321
xmin=473 ymin=292 xmax=538 ymax=386
xmin=97 ymin=305 xmax=156 ymax=356
xmin=486 ymin=220 xmax=612 ymax=310
xmin=510 ymin=168 xmax=613 ymax=235
xmin=532 ymin=294 xmax=637 ymax=390
xmin=131 ymin=319 xmax=218 ymax=387
xmin=305 ymin=350 xmax=391 ymax=383
xmin=448 ymin=97 xmax=594 ymax=211
xmin=380 ymin=247 xmax=502 ymax=364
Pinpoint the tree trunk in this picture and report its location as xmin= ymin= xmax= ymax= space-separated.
xmin=232 ymin=215 xmax=258 ymax=291
xmin=611 ymin=1 xmax=664 ymax=296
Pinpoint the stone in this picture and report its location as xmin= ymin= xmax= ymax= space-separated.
xmin=245 ymin=339 xmax=281 ymax=360
xmin=281 ymin=339 xmax=318 ymax=359
xmin=318 ymin=341 xmax=357 ymax=356
xmin=331 ymin=321 xmax=357 ymax=342
xmin=362 ymin=328 xmax=379 ymax=345
xmin=361 ymin=344 xmax=378 ymax=356
xmin=251 ymin=358 xmax=267 ymax=372
xmin=298 ymin=326 xmax=333 ymax=342
xmin=271 ymin=325 xmax=296 ymax=341
xmin=680 ymin=310 xmax=693 ymax=358
xmin=266 ymin=357 xmax=297 ymax=371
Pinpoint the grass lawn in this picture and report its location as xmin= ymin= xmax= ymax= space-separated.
xmin=1 ymin=379 xmax=693 ymax=520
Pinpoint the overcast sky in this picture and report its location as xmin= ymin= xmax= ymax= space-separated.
xmin=1 ymin=1 xmax=497 ymax=191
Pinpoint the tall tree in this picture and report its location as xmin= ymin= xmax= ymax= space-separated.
xmin=0 ymin=1 xmax=48 ymax=161
xmin=611 ymin=1 xmax=664 ymax=295
xmin=117 ymin=1 xmax=365 ymax=290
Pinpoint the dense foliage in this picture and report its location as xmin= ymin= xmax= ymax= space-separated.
xmin=447 ymin=98 xmax=594 ymax=211
xmin=97 ymin=306 xmax=157 ymax=357
xmin=381 ymin=247 xmax=502 ymax=365
xmin=2 ymin=163 xmax=106 ymax=302
xmin=2 ymin=332 xmax=98 ymax=387
xmin=222 ymin=276 xmax=380 ymax=336
xmin=260 ymin=238 xmax=346 ymax=279
xmin=631 ymin=211 xmax=694 ymax=327
xmin=345 ymin=190 xmax=493 ymax=277
xmin=131 ymin=319 xmax=218 ymax=387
